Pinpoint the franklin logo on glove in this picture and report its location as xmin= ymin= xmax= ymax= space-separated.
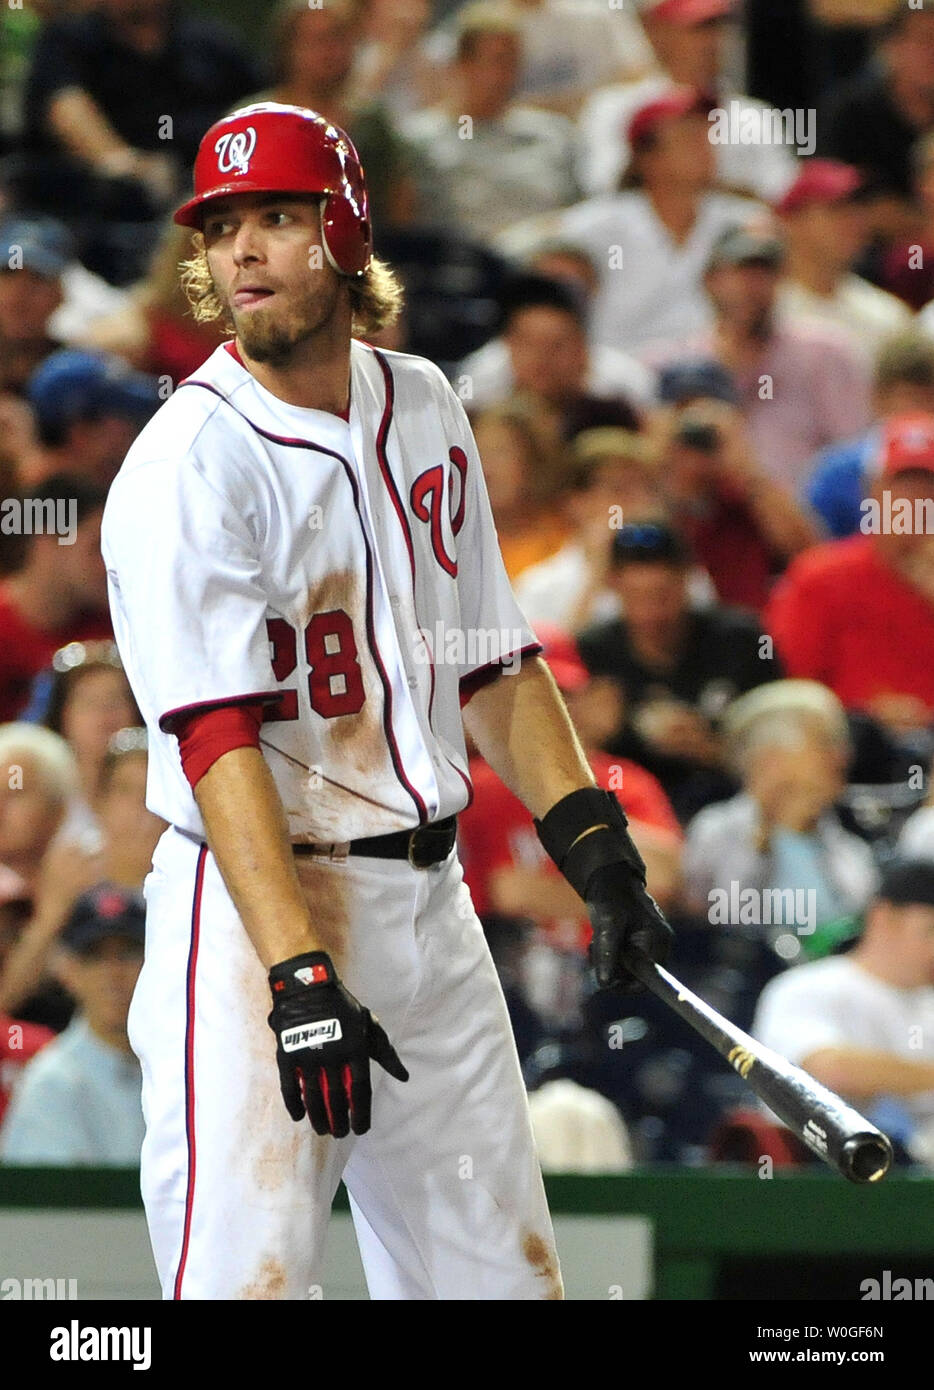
xmin=281 ymin=1019 xmax=342 ymax=1051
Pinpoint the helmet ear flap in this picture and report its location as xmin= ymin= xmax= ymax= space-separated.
xmin=320 ymin=192 xmax=371 ymax=278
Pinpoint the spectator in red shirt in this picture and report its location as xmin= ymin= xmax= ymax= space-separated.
xmin=766 ymin=413 xmax=934 ymax=738
xmin=0 ymin=476 xmax=111 ymax=722
xmin=654 ymin=359 xmax=818 ymax=612
xmin=459 ymin=623 xmax=683 ymax=955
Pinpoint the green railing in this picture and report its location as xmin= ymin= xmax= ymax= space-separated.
xmin=3 ymin=1167 xmax=931 ymax=1299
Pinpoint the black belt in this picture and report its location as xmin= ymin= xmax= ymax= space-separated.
xmin=292 ymin=816 xmax=457 ymax=869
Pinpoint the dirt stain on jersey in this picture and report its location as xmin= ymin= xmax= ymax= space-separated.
xmin=293 ymin=856 xmax=350 ymax=973
xmin=522 ymin=1231 xmax=564 ymax=1301
xmin=239 ymin=1256 xmax=288 ymax=1300
xmin=303 ymin=570 xmax=401 ymax=826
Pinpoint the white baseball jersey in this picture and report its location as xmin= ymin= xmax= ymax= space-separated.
xmin=102 ymin=337 xmax=561 ymax=1300
xmin=102 ymin=339 xmax=539 ymax=844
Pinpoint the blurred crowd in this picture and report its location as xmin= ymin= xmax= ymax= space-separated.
xmin=2 ymin=0 xmax=934 ymax=1176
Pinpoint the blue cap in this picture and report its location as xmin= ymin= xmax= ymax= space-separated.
xmin=60 ymin=883 xmax=145 ymax=956
xmin=0 ymin=216 xmax=72 ymax=280
xmin=658 ymin=358 xmax=740 ymax=407
xmin=26 ymin=350 xmax=162 ymax=432
xmin=611 ymin=520 xmax=691 ymax=566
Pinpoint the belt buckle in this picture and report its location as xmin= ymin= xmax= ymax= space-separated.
xmin=407 ymin=828 xmax=430 ymax=870
xmin=407 ymin=820 xmax=454 ymax=870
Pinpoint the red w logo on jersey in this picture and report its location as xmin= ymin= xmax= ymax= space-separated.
xmin=410 ymin=448 xmax=467 ymax=576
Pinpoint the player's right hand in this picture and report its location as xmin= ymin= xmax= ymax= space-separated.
xmin=267 ymin=951 xmax=408 ymax=1138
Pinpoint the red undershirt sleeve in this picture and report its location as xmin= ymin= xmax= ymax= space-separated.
xmin=174 ymin=703 xmax=265 ymax=790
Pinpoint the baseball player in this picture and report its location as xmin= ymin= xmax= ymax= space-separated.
xmin=101 ymin=102 xmax=672 ymax=1301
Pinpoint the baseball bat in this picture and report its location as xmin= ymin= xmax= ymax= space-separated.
xmin=623 ymin=951 xmax=894 ymax=1183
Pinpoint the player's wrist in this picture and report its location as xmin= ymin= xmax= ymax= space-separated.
xmin=534 ymin=786 xmax=647 ymax=900
xmin=268 ymin=950 xmax=337 ymax=998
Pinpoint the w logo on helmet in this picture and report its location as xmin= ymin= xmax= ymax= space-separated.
xmin=214 ymin=127 xmax=257 ymax=176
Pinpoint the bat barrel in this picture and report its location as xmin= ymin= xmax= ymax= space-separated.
xmin=841 ymin=1133 xmax=893 ymax=1184
xmin=624 ymin=951 xmax=895 ymax=1184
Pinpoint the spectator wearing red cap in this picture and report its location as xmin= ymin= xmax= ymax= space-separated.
xmin=775 ymin=160 xmax=912 ymax=365
xmin=766 ymin=412 xmax=934 ymax=736
xmin=553 ymin=85 xmax=763 ymax=351
xmin=578 ymin=0 xmax=797 ymax=204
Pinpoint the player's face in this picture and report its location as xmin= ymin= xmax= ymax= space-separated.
xmin=202 ymin=195 xmax=343 ymax=367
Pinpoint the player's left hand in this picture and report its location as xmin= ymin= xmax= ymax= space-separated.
xmin=584 ymin=862 xmax=674 ymax=992
xmin=267 ymin=951 xmax=408 ymax=1138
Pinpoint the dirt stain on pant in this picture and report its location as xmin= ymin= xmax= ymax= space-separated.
xmin=238 ymin=1256 xmax=288 ymax=1300
xmin=522 ymin=1231 xmax=564 ymax=1300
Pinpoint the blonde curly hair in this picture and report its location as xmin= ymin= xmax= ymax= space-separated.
xmin=179 ymin=232 xmax=404 ymax=341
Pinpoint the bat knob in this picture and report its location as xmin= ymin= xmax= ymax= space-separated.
xmin=841 ymin=1133 xmax=894 ymax=1184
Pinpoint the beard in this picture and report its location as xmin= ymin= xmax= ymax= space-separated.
xmin=224 ymin=276 xmax=342 ymax=367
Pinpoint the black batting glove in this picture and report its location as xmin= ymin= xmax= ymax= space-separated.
xmin=535 ymin=786 xmax=674 ymax=992
xmin=267 ymin=951 xmax=408 ymax=1138
xmin=584 ymin=862 xmax=673 ymax=990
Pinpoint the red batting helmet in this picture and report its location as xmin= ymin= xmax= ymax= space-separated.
xmin=173 ymin=103 xmax=372 ymax=277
